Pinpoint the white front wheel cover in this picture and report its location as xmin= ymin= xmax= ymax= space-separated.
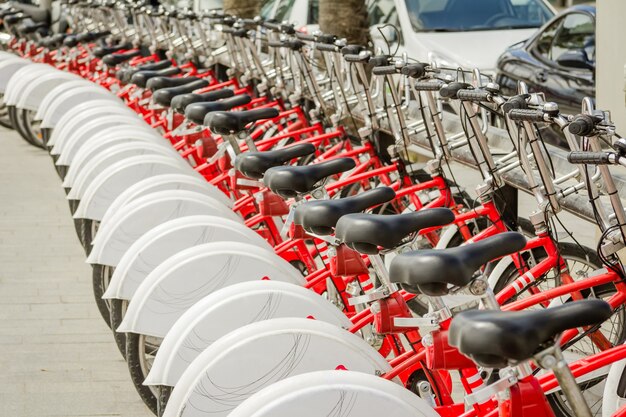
xmin=146 ymin=281 xmax=352 ymax=386
xmin=162 ymin=318 xmax=391 ymax=417
xmin=229 ymin=370 xmax=439 ymax=417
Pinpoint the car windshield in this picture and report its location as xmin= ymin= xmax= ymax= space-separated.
xmin=405 ymin=0 xmax=554 ymax=32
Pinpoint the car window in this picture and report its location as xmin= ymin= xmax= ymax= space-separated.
xmin=195 ymin=0 xmax=223 ymax=10
xmin=369 ymin=0 xmax=403 ymax=45
xmin=404 ymin=0 xmax=553 ymax=32
xmin=550 ymin=13 xmax=595 ymax=62
xmin=533 ymin=16 xmax=562 ymax=59
xmin=260 ymin=0 xmax=277 ymax=19
xmin=368 ymin=0 xmax=397 ymax=26
xmin=307 ymin=0 xmax=318 ymax=24
xmin=274 ymin=0 xmax=296 ymax=22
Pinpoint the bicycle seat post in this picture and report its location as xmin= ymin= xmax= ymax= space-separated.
xmin=535 ymin=343 xmax=592 ymax=417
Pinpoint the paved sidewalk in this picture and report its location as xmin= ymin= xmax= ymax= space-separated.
xmin=0 ymin=128 xmax=152 ymax=417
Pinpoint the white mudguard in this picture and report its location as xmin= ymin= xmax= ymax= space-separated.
xmin=0 ymin=58 xmax=31 ymax=93
xmin=603 ymin=358 xmax=626 ymax=417
xmin=145 ymin=281 xmax=352 ymax=387
xmin=229 ymin=370 xmax=439 ymax=417
xmin=49 ymin=99 xmax=132 ymax=149
xmin=116 ymin=244 xmax=306 ymax=337
xmin=39 ymin=86 xmax=121 ymax=128
xmin=5 ymin=65 xmax=68 ymax=105
xmin=99 ymin=174 xmax=231 ymax=227
xmin=0 ymin=51 xmax=19 ymax=60
xmin=31 ymin=79 xmax=95 ymax=118
xmin=16 ymin=72 xmax=82 ymax=111
xmin=86 ymin=190 xmax=239 ymax=266
xmin=103 ymin=215 xmax=267 ymax=301
xmin=161 ymin=318 xmax=391 ymax=417
xmin=71 ymin=155 xmax=198 ymax=220
xmin=61 ymin=119 xmax=164 ymax=184
xmin=66 ymin=142 xmax=179 ymax=198
xmin=56 ymin=125 xmax=161 ymax=166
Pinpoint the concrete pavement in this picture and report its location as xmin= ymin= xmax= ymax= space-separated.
xmin=0 ymin=127 xmax=152 ymax=417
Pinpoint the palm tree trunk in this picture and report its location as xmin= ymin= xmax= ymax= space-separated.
xmin=319 ymin=0 xmax=369 ymax=45
xmin=223 ymin=0 xmax=261 ymax=19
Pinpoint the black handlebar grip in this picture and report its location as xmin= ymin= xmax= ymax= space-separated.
xmin=231 ymin=28 xmax=248 ymax=38
xmin=567 ymin=152 xmax=611 ymax=165
xmin=316 ymin=34 xmax=336 ymax=44
xmin=221 ymin=16 xmax=236 ymax=26
xmin=281 ymin=23 xmax=296 ymax=34
xmin=344 ymin=54 xmax=368 ymax=63
xmin=262 ymin=21 xmax=281 ymax=31
xmin=456 ymin=89 xmax=491 ymax=102
xmin=341 ymin=44 xmax=364 ymax=56
xmin=507 ymin=109 xmax=546 ymax=122
xmin=502 ymin=94 xmax=529 ymax=114
xmin=368 ymin=55 xmax=390 ymax=68
xmin=239 ymin=18 xmax=257 ymax=26
xmin=438 ymin=82 xmax=472 ymax=99
xmin=568 ymin=114 xmax=596 ymax=137
xmin=401 ymin=63 xmax=427 ymax=78
xmin=372 ymin=65 xmax=397 ymax=75
xmin=294 ymin=31 xmax=315 ymax=41
xmin=285 ymin=40 xmax=304 ymax=51
xmin=316 ymin=43 xmax=338 ymax=52
xmin=413 ymin=81 xmax=444 ymax=91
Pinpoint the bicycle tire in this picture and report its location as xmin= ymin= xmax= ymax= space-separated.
xmin=126 ymin=332 xmax=159 ymax=415
xmin=19 ymin=108 xmax=45 ymax=149
xmin=0 ymin=96 xmax=13 ymax=129
xmin=92 ymin=263 xmax=113 ymax=329
xmin=109 ymin=298 xmax=127 ymax=359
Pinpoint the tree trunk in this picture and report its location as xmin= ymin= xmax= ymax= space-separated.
xmin=319 ymin=0 xmax=369 ymax=45
xmin=223 ymin=0 xmax=261 ymax=19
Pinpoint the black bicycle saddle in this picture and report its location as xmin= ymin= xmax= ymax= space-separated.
xmin=235 ymin=143 xmax=316 ymax=180
xmin=185 ymin=95 xmax=251 ymax=125
xmin=205 ymin=108 xmax=280 ymax=135
xmin=117 ymin=60 xmax=172 ymax=84
xmin=389 ymin=232 xmax=527 ymax=296
xmin=449 ymin=299 xmax=612 ymax=368
xmin=171 ymin=88 xmax=234 ymax=114
xmin=264 ymin=158 xmax=356 ymax=199
xmin=152 ymin=79 xmax=209 ymax=107
xmin=102 ymin=50 xmax=141 ymax=67
xmin=146 ymin=75 xmax=201 ymax=92
xmin=130 ymin=67 xmax=181 ymax=89
xmin=295 ymin=187 xmax=396 ymax=235
xmin=335 ymin=208 xmax=455 ymax=254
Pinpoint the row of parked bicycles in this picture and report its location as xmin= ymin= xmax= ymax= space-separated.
xmin=2 ymin=1 xmax=626 ymax=416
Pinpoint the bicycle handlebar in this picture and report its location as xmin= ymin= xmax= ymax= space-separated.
xmin=413 ymin=81 xmax=444 ymax=91
xmin=294 ymin=31 xmax=315 ymax=41
xmin=501 ymin=94 xmax=529 ymax=114
xmin=456 ymin=89 xmax=491 ymax=102
xmin=316 ymin=43 xmax=338 ymax=53
xmin=371 ymin=65 xmax=397 ymax=76
xmin=343 ymin=54 xmax=368 ymax=63
xmin=507 ymin=109 xmax=546 ymax=123
xmin=438 ymin=82 xmax=472 ymax=99
xmin=567 ymin=152 xmax=612 ymax=165
xmin=261 ymin=21 xmax=281 ymax=31
xmin=400 ymin=63 xmax=427 ymax=79
xmin=568 ymin=114 xmax=598 ymax=137
xmin=341 ymin=45 xmax=364 ymax=56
